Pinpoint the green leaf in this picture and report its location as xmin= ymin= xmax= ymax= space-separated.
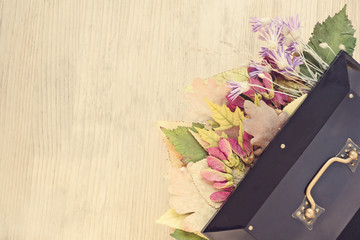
xmin=170 ymin=229 xmax=208 ymax=240
xmin=207 ymin=120 xmax=220 ymax=128
xmin=162 ymin=127 xmax=207 ymax=164
xmin=307 ymin=5 xmax=356 ymax=65
xmin=190 ymin=123 xmax=205 ymax=133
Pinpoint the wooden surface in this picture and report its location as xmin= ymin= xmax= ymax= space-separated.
xmin=0 ymin=0 xmax=359 ymax=239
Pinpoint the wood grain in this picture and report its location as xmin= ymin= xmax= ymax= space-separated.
xmin=0 ymin=0 xmax=359 ymax=239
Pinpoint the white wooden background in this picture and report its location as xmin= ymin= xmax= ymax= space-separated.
xmin=0 ymin=0 xmax=359 ymax=239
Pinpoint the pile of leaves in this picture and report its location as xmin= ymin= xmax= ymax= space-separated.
xmin=157 ymin=5 xmax=356 ymax=240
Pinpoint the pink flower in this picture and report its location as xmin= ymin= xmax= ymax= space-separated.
xmin=227 ymin=71 xmax=292 ymax=110
xmin=228 ymin=133 xmax=255 ymax=166
xmin=201 ymin=138 xmax=251 ymax=203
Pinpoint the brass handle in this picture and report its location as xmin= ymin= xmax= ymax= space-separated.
xmin=304 ymin=150 xmax=359 ymax=219
xmin=293 ymin=139 xmax=360 ymax=230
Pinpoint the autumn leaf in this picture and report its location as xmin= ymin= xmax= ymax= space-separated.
xmin=238 ymin=121 xmax=245 ymax=147
xmin=189 ymin=123 xmax=205 ymax=133
xmin=184 ymin=67 xmax=249 ymax=122
xmin=188 ymin=159 xmax=222 ymax=209
xmin=157 ymin=121 xmax=195 ymax=167
xmin=211 ymin=66 xmax=249 ymax=85
xmin=156 ymin=209 xmax=189 ymax=230
xmin=184 ymin=78 xmax=230 ymax=122
xmin=162 ymin=126 xmax=208 ymax=164
xmin=194 ymin=127 xmax=228 ymax=149
xmin=206 ymin=99 xmax=245 ymax=131
xmin=170 ymin=229 xmax=208 ymax=240
xmin=283 ymin=94 xmax=307 ymax=117
xmin=189 ymin=130 xmax=210 ymax=150
xmin=168 ymin=167 xmax=216 ymax=233
xmin=243 ymin=100 xmax=289 ymax=155
xmin=254 ymin=93 xmax=261 ymax=106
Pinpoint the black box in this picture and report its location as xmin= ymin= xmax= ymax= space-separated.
xmin=202 ymin=51 xmax=360 ymax=240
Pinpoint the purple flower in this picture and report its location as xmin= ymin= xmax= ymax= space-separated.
xmin=226 ymin=80 xmax=250 ymax=101
xmin=248 ymin=61 xmax=271 ymax=78
xmin=267 ymin=45 xmax=303 ymax=74
xmin=259 ymin=47 xmax=271 ymax=58
xmin=258 ymin=23 xmax=284 ymax=50
xmin=250 ymin=17 xmax=272 ymax=32
xmin=284 ymin=15 xmax=301 ymax=33
xmin=272 ymin=17 xmax=285 ymax=28
xmin=287 ymin=41 xmax=303 ymax=54
xmin=282 ymin=15 xmax=301 ymax=45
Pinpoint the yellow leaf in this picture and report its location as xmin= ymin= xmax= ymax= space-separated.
xmin=220 ymin=132 xmax=228 ymax=138
xmin=189 ymin=130 xmax=209 ymax=149
xmin=196 ymin=232 xmax=209 ymax=239
xmin=238 ymin=121 xmax=244 ymax=147
xmin=156 ymin=209 xmax=189 ymax=229
xmin=205 ymin=99 xmax=244 ymax=131
xmin=236 ymin=105 xmax=246 ymax=147
xmin=234 ymin=107 xmax=245 ymax=121
xmin=195 ymin=127 xmax=221 ymax=148
xmin=254 ymin=93 xmax=261 ymax=106
xmin=283 ymin=94 xmax=307 ymax=117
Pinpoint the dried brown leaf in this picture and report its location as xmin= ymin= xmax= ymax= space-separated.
xmin=243 ymin=101 xmax=289 ymax=155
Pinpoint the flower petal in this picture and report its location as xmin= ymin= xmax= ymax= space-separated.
xmin=243 ymin=131 xmax=253 ymax=155
xmin=201 ymin=169 xmax=233 ymax=182
xmin=226 ymin=94 xmax=245 ymax=110
xmin=222 ymin=187 xmax=235 ymax=192
xmin=260 ymin=71 xmax=273 ymax=90
xmin=207 ymin=156 xmax=232 ymax=173
xmin=227 ymin=138 xmax=246 ymax=157
xmin=218 ymin=138 xmax=232 ymax=159
xmin=210 ymin=191 xmax=232 ymax=202
xmin=272 ymin=92 xmax=291 ymax=108
xmin=249 ymin=78 xmax=267 ymax=94
xmin=213 ymin=181 xmax=234 ymax=189
xmin=208 ymin=147 xmax=227 ymax=160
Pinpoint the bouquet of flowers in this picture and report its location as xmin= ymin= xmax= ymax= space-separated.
xmin=156 ymin=5 xmax=356 ymax=240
